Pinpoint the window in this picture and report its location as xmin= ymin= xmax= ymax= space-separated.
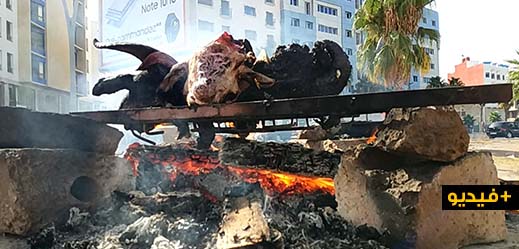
xmin=422 ymin=17 xmax=427 ymax=24
xmin=32 ymin=54 xmax=47 ymax=84
xmin=6 ymin=0 xmax=12 ymax=10
xmin=413 ymin=76 xmax=418 ymax=82
xmin=198 ymin=20 xmax=214 ymax=32
xmin=432 ymin=20 xmax=436 ymax=27
xmin=306 ymin=21 xmax=313 ymax=29
xmin=31 ymin=25 xmax=46 ymax=55
xmin=346 ymin=48 xmax=353 ymax=56
xmin=244 ymin=6 xmax=256 ymax=16
xmin=345 ymin=11 xmax=352 ymax=19
xmin=198 ymin=0 xmax=213 ymax=6
xmin=245 ymin=30 xmax=257 ymax=41
xmin=430 ymin=63 xmax=435 ymax=70
xmin=291 ymin=18 xmax=300 ymax=27
xmin=424 ymin=77 xmax=431 ymax=83
xmin=266 ymin=11 xmax=274 ymax=26
xmin=485 ymin=72 xmax=490 ymax=78
xmin=497 ymin=75 xmax=501 ymax=80
xmin=355 ymin=0 xmax=363 ymax=9
xmin=222 ymin=25 xmax=230 ymax=32
xmin=305 ymin=2 xmax=311 ymax=15
xmin=318 ymin=24 xmax=338 ymax=35
xmin=317 ymin=5 xmax=338 ymax=16
xmin=6 ymin=20 xmax=13 ymax=41
xmin=8 ymin=85 xmax=16 ymax=107
xmin=7 ymin=53 xmax=13 ymax=73
xmin=220 ymin=0 xmax=231 ymax=16
xmin=491 ymin=73 xmax=495 ymax=79
xmin=265 ymin=0 xmax=274 ymax=4
xmin=346 ymin=29 xmax=352 ymax=38
xmin=290 ymin=0 xmax=298 ymax=6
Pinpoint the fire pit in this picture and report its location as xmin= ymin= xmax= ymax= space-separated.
xmin=20 ymin=140 xmax=387 ymax=249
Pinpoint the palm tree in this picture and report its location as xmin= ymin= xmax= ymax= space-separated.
xmin=426 ymin=76 xmax=446 ymax=88
xmin=448 ymin=77 xmax=464 ymax=87
xmin=503 ymin=51 xmax=519 ymax=119
xmin=489 ymin=111 xmax=502 ymax=123
xmin=354 ymin=0 xmax=440 ymax=89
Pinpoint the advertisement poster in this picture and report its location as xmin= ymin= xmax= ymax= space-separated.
xmin=100 ymin=0 xmax=185 ymax=72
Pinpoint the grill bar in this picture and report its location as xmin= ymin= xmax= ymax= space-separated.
xmin=72 ymin=84 xmax=512 ymax=126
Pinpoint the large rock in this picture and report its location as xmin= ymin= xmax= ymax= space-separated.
xmin=0 ymin=107 xmax=123 ymax=155
xmin=335 ymin=146 xmax=506 ymax=249
xmin=373 ymin=108 xmax=469 ymax=162
xmin=0 ymin=149 xmax=134 ymax=235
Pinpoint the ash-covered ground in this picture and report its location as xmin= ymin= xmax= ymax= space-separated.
xmin=26 ymin=189 xmax=388 ymax=249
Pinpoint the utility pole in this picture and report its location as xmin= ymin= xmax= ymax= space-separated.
xmin=61 ymin=0 xmax=80 ymax=113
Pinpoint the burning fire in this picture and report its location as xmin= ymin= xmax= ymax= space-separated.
xmin=125 ymin=143 xmax=335 ymax=196
xmin=367 ymin=128 xmax=379 ymax=144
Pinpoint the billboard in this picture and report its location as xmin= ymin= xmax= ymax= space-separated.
xmin=100 ymin=0 xmax=186 ymax=72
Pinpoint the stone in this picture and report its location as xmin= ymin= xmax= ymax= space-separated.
xmin=335 ymin=146 xmax=506 ymax=249
xmin=0 ymin=107 xmax=123 ymax=155
xmin=0 ymin=149 xmax=135 ymax=236
xmin=373 ymin=108 xmax=470 ymax=162
xmin=298 ymin=126 xmax=329 ymax=141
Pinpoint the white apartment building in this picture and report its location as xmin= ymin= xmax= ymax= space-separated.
xmin=314 ymin=0 xmax=342 ymax=46
xmin=190 ymin=0 xmax=281 ymax=54
xmin=0 ymin=0 xmax=18 ymax=106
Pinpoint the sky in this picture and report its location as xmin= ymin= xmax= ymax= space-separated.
xmin=433 ymin=0 xmax=519 ymax=78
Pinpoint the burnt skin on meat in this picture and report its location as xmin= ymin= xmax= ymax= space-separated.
xmin=91 ymin=39 xmax=190 ymax=139
xmin=159 ymin=32 xmax=275 ymax=108
xmin=238 ymin=40 xmax=352 ymax=101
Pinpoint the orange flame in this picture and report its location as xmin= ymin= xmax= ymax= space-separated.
xmin=367 ymin=128 xmax=379 ymax=144
xmin=124 ymin=143 xmax=335 ymax=196
xmin=225 ymin=122 xmax=235 ymax=128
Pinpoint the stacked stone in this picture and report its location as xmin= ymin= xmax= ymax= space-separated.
xmin=0 ymin=107 xmax=133 ymax=236
xmin=334 ymin=108 xmax=506 ymax=249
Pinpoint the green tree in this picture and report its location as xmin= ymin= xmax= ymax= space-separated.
xmin=448 ymin=77 xmax=464 ymax=87
xmin=463 ymin=114 xmax=476 ymax=127
xmin=503 ymin=50 xmax=519 ymax=119
xmin=426 ymin=76 xmax=446 ymax=88
xmin=354 ymin=0 xmax=440 ymax=89
xmin=489 ymin=111 xmax=503 ymax=123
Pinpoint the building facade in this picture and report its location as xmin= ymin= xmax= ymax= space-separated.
xmin=409 ymin=8 xmax=440 ymax=89
xmin=448 ymin=57 xmax=514 ymax=129
xmin=0 ymin=0 xmax=97 ymax=113
xmin=448 ymin=57 xmax=509 ymax=86
xmin=0 ymin=0 xmax=19 ymax=107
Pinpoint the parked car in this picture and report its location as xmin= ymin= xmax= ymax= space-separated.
xmin=486 ymin=121 xmax=519 ymax=138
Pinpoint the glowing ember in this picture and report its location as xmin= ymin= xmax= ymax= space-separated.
xmin=124 ymin=143 xmax=335 ymax=196
xmin=367 ymin=128 xmax=379 ymax=144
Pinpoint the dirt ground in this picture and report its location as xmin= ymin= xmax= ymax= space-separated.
xmin=469 ymin=136 xmax=519 ymax=155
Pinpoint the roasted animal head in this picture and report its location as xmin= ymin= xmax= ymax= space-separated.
xmin=160 ymin=32 xmax=275 ymax=106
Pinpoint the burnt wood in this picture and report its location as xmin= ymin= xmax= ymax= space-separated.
xmin=72 ymin=84 xmax=512 ymax=127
